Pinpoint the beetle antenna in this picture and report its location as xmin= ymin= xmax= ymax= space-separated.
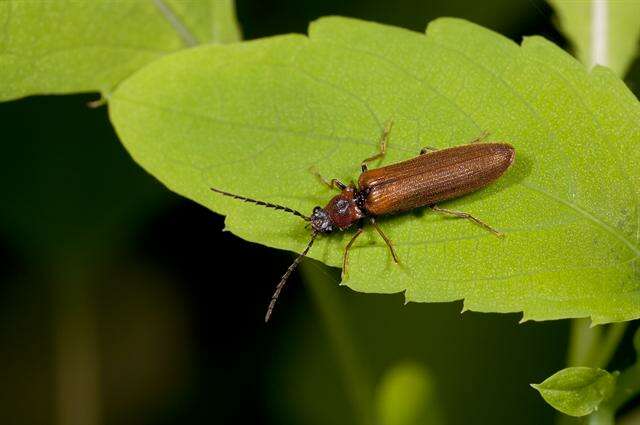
xmin=265 ymin=232 xmax=318 ymax=322
xmin=210 ymin=187 xmax=310 ymax=221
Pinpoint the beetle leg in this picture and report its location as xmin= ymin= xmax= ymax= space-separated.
xmin=419 ymin=146 xmax=437 ymax=155
xmin=342 ymin=226 xmax=365 ymax=279
xmin=430 ymin=205 xmax=504 ymax=237
xmin=309 ymin=166 xmax=346 ymax=190
xmin=420 ymin=129 xmax=490 ymax=154
xmin=370 ymin=218 xmax=400 ymax=263
xmin=361 ymin=120 xmax=394 ymax=172
xmin=469 ymin=130 xmax=490 ymax=144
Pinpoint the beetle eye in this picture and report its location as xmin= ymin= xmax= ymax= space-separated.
xmin=313 ymin=206 xmax=321 ymax=213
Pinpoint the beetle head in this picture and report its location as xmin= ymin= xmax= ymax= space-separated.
xmin=310 ymin=206 xmax=335 ymax=234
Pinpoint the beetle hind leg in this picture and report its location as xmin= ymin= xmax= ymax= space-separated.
xmin=431 ymin=205 xmax=504 ymax=237
xmin=361 ymin=120 xmax=394 ymax=172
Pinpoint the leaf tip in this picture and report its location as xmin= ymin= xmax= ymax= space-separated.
xmin=460 ymin=299 xmax=472 ymax=314
xmin=307 ymin=15 xmax=333 ymax=33
xmin=426 ymin=17 xmax=476 ymax=35
xmin=308 ymin=15 xmax=364 ymax=40
xmin=589 ymin=317 xmax=604 ymax=328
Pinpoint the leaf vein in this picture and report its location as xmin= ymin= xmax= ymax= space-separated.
xmin=152 ymin=0 xmax=198 ymax=47
xmin=316 ymin=40 xmax=483 ymax=133
xmin=523 ymin=182 xmax=638 ymax=256
xmin=527 ymin=55 xmax=640 ymax=246
xmin=428 ymin=38 xmax=638 ymax=257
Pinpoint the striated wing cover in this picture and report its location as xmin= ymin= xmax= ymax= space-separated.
xmin=359 ymin=143 xmax=515 ymax=215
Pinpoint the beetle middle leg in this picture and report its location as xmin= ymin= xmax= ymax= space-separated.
xmin=430 ymin=205 xmax=504 ymax=237
xmin=370 ymin=218 xmax=400 ymax=263
xmin=361 ymin=120 xmax=394 ymax=172
xmin=309 ymin=166 xmax=347 ymax=191
xmin=342 ymin=224 xmax=365 ymax=279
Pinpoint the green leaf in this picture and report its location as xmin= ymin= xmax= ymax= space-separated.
xmin=549 ymin=0 xmax=640 ymax=77
xmin=375 ymin=362 xmax=443 ymax=425
xmin=532 ymin=367 xmax=618 ymax=417
xmin=0 ymin=0 xmax=240 ymax=101
xmin=109 ymin=17 xmax=640 ymax=324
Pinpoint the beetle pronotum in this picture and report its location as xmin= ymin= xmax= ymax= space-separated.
xmin=211 ymin=122 xmax=515 ymax=322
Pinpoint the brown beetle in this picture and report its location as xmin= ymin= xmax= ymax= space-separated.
xmin=211 ymin=122 xmax=515 ymax=322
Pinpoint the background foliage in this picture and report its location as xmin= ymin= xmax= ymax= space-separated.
xmin=1 ymin=1 xmax=639 ymax=425
xmin=0 ymin=0 xmax=239 ymax=100
xmin=549 ymin=0 xmax=640 ymax=77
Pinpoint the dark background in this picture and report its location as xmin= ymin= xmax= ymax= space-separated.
xmin=1 ymin=1 xmax=638 ymax=424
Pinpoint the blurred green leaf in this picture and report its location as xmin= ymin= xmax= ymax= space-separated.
xmin=109 ymin=17 xmax=640 ymax=324
xmin=302 ymin=262 xmax=374 ymax=425
xmin=274 ymin=269 xmax=563 ymax=425
xmin=0 ymin=96 xmax=166 ymax=259
xmin=603 ymin=326 xmax=640 ymax=412
xmin=532 ymin=367 xmax=618 ymax=417
xmin=0 ymin=0 xmax=240 ymax=101
xmin=634 ymin=326 xmax=640 ymax=354
xmin=375 ymin=362 xmax=443 ymax=425
xmin=549 ymin=0 xmax=640 ymax=76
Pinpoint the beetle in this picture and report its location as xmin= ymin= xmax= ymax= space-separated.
xmin=211 ymin=122 xmax=515 ymax=322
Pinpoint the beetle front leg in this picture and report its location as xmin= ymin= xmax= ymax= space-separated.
xmin=309 ymin=166 xmax=347 ymax=191
xmin=430 ymin=205 xmax=504 ymax=237
xmin=370 ymin=218 xmax=400 ymax=263
xmin=361 ymin=119 xmax=394 ymax=172
xmin=342 ymin=225 xmax=365 ymax=279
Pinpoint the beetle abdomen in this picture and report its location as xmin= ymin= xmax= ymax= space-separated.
xmin=359 ymin=143 xmax=515 ymax=216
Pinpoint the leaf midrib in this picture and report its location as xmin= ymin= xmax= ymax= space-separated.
xmin=153 ymin=0 xmax=198 ymax=47
xmin=424 ymin=37 xmax=640 ymax=257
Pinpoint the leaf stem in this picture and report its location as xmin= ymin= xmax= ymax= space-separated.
xmin=590 ymin=323 xmax=629 ymax=369
xmin=301 ymin=262 xmax=374 ymax=425
xmin=607 ymin=363 xmax=640 ymax=411
xmin=590 ymin=0 xmax=609 ymax=69
xmin=567 ymin=320 xmax=627 ymax=369
xmin=153 ymin=0 xmax=198 ymax=47
xmin=561 ymin=320 xmax=629 ymax=425
xmin=587 ymin=408 xmax=615 ymax=425
xmin=51 ymin=260 xmax=100 ymax=425
xmin=567 ymin=318 xmax=602 ymax=366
